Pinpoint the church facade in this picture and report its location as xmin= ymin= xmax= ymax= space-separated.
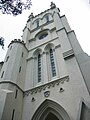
xmin=0 ymin=2 xmax=90 ymax=120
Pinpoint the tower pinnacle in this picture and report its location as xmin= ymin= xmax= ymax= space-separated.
xmin=50 ymin=2 xmax=56 ymax=9
xmin=28 ymin=12 xmax=34 ymax=20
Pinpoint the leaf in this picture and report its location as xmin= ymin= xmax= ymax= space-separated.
xmin=0 ymin=0 xmax=32 ymax=16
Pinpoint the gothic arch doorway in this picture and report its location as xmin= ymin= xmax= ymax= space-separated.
xmin=45 ymin=112 xmax=59 ymax=120
xmin=31 ymin=99 xmax=71 ymax=120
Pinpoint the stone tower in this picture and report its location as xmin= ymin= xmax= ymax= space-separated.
xmin=0 ymin=2 xmax=90 ymax=120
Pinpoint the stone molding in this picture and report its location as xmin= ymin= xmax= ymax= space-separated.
xmin=27 ymin=5 xmax=57 ymax=22
xmin=29 ymin=20 xmax=54 ymax=33
xmin=31 ymin=99 xmax=71 ymax=120
xmin=63 ymin=49 xmax=74 ymax=59
xmin=24 ymin=76 xmax=69 ymax=97
xmin=28 ymin=36 xmax=59 ymax=53
xmin=0 ymin=81 xmax=23 ymax=92
xmin=26 ymin=43 xmax=60 ymax=61
xmin=55 ymin=44 xmax=61 ymax=49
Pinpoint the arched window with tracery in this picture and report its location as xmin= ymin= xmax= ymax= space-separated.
xmin=44 ymin=43 xmax=57 ymax=80
xmin=36 ymin=20 xmax=39 ymax=28
xmin=45 ymin=15 xmax=49 ymax=23
xmin=49 ymin=49 xmax=56 ymax=77
xmin=33 ymin=48 xmax=43 ymax=85
xmin=38 ymin=54 xmax=41 ymax=82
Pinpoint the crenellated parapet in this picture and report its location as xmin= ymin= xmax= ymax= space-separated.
xmin=8 ymin=39 xmax=26 ymax=48
xmin=27 ymin=2 xmax=58 ymax=23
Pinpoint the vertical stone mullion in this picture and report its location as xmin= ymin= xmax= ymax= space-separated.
xmin=47 ymin=51 xmax=52 ymax=81
xmin=33 ymin=57 xmax=38 ymax=86
xmin=42 ymin=52 xmax=48 ymax=83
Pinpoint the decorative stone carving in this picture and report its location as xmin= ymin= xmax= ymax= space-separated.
xmin=50 ymin=2 xmax=56 ymax=9
xmin=44 ymin=91 xmax=50 ymax=97
xmin=28 ymin=13 xmax=34 ymax=22
xmin=29 ymin=13 xmax=34 ymax=19
xmin=23 ymin=76 xmax=69 ymax=97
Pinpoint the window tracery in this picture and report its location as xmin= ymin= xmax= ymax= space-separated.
xmin=38 ymin=54 xmax=41 ymax=82
xmin=39 ymin=32 xmax=48 ymax=40
xmin=33 ymin=48 xmax=42 ymax=84
xmin=50 ymin=49 xmax=56 ymax=77
xmin=45 ymin=15 xmax=49 ymax=23
xmin=44 ymin=43 xmax=57 ymax=79
xmin=36 ymin=20 xmax=39 ymax=28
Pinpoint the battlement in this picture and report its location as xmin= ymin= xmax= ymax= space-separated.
xmin=8 ymin=39 xmax=25 ymax=48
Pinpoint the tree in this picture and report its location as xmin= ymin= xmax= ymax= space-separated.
xmin=0 ymin=36 xmax=4 ymax=49
xmin=0 ymin=0 xmax=32 ymax=16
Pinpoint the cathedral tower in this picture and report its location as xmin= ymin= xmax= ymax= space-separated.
xmin=0 ymin=2 xmax=90 ymax=120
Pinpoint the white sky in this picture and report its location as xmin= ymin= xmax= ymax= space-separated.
xmin=0 ymin=0 xmax=90 ymax=61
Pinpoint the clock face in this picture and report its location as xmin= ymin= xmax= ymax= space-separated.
xmin=39 ymin=33 xmax=48 ymax=40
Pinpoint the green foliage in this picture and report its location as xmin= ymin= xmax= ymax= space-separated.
xmin=0 ymin=0 xmax=32 ymax=16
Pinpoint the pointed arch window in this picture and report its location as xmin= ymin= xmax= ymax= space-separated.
xmin=38 ymin=54 xmax=41 ymax=82
xmin=50 ymin=49 xmax=56 ymax=77
xmin=45 ymin=15 xmax=49 ymax=23
xmin=36 ymin=20 xmax=39 ymax=28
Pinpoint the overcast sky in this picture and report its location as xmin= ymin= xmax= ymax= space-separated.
xmin=0 ymin=0 xmax=90 ymax=61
